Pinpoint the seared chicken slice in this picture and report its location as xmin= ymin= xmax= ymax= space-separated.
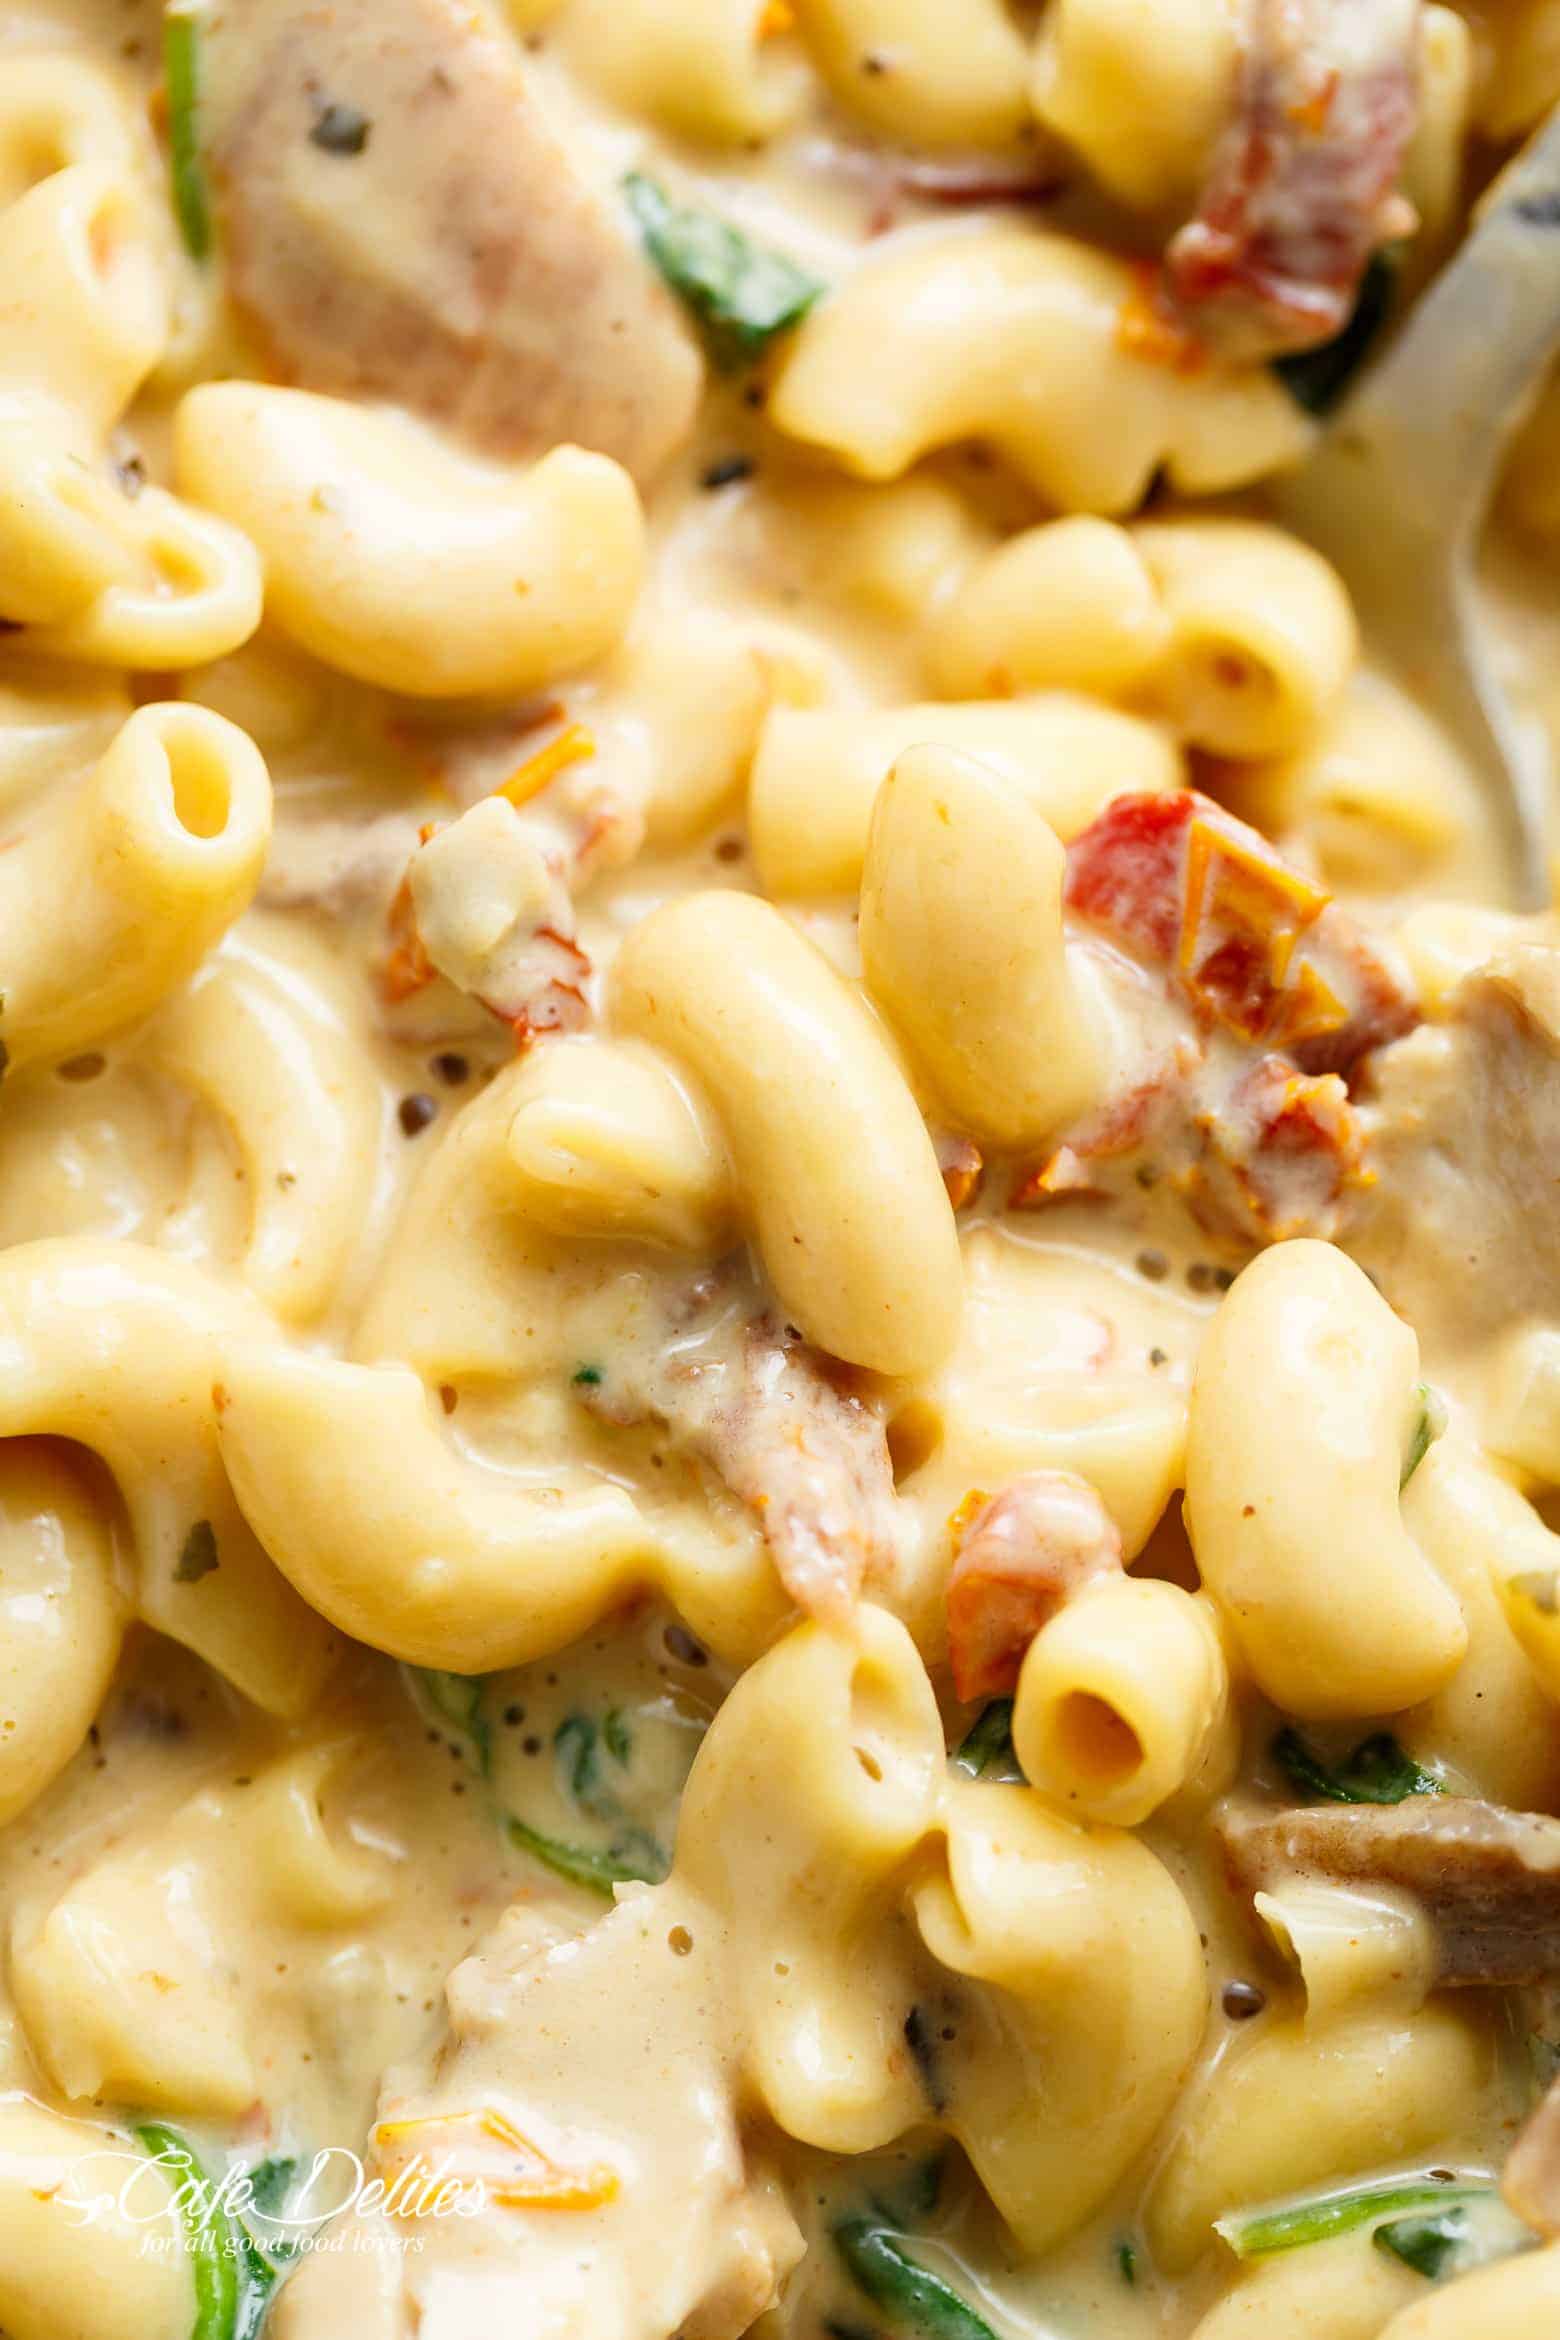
xmin=201 ymin=0 xmax=702 ymax=481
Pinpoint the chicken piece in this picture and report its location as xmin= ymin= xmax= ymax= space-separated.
xmin=1354 ymin=945 xmax=1560 ymax=1348
xmin=383 ymin=734 xmax=645 ymax=1038
xmin=1064 ymin=790 xmax=1416 ymax=1076
xmin=584 ymin=1279 xmax=900 ymax=1624
xmin=1219 ymin=1796 xmax=1560 ymax=1987
xmin=259 ymin=809 xmax=429 ymax=917
xmin=945 ymin=1470 xmax=1121 ymax=1703
xmin=271 ymin=1894 xmax=802 ymax=2340
xmin=1022 ymin=789 xmax=1415 ymax=1241
xmin=1195 ymin=1051 xmax=1369 ymax=1243
xmin=1164 ymin=0 xmax=1421 ymax=362
xmin=401 ymin=795 xmax=591 ymax=1040
xmin=199 ymin=0 xmax=701 ymax=482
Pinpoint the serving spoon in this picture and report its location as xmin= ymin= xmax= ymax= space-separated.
xmin=1273 ymin=108 xmax=1560 ymax=909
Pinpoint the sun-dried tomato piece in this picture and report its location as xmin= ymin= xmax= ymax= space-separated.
xmin=1163 ymin=0 xmax=1420 ymax=363
xmin=1064 ymin=789 xmax=1415 ymax=1084
xmin=1195 ymin=1052 xmax=1370 ymax=1242
xmin=947 ymin=1470 xmax=1122 ymax=1702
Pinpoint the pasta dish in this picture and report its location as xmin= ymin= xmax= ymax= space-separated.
xmin=5 ymin=1 xmax=1560 ymax=2335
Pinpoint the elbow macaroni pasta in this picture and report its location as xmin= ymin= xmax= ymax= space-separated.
xmin=770 ymin=227 xmax=1311 ymax=513
xmin=611 ymin=889 xmax=963 ymax=1376
xmin=1011 ymin=1573 xmax=1233 ymax=1826
xmin=1186 ymin=1242 xmax=1468 ymax=1717
xmin=0 ymin=1238 xmax=339 ymax=1713
xmin=0 ymin=703 xmax=270 ymax=1071
xmin=1030 ymin=0 xmax=1238 ymax=214
xmin=174 ymin=385 xmax=646 ymax=697
xmin=860 ymin=742 xmax=1106 ymax=1148
xmin=749 ymin=693 xmax=1182 ymax=897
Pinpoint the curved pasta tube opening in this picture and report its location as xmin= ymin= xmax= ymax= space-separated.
xmin=0 ymin=701 xmax=271 ymax=1070
xmin=0 ymin=1239 xmax=339 ymax=1715
xmin=24 ymin=485 xmax=263 ymax=669
xmin=1185 ymin=1240 xmax=1468 ymax=1718
xmin=0 ymin=53 xmax=144 ymax=208
xmin=1253 ymin=1877 xmax=1438 ymax=2022
xmin=914 ymin=1779 xmax=1207 ymax=2251
xmin=0 ymin=414 xmax=136 ymax=625
xmin=611 ymin=889 xmax=963 ymax=1377
xmin=675 ymin=1607 xmax=1204 ymax=2241
xmin=501 ymin=1035 xmax=735 ymax=1250
xmin=0 ymin=163 xmax=165 ymax=432
xmin=174 ymin=383 xmax=647 ymax=697
xmin=216 ymin=1344 xmax=789 ymax=1671
xmin=1011 ymin=1574 xmax=1232 ymax=1826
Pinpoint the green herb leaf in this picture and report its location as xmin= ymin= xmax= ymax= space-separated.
xmin=1272 ymin=1727 xmax=1444 ymax=1806
xmin=1116 ymin=2238 xmax=1138 ymax=2284
xmin=163 ymin=6 xmax=212 ymax=262
xmin=1274 ymin=248 xmax=1398 ymax=417
xmin=244 ymin=2154 xmax=304 ymax=2261
xmin=1401 ymin=1383 xmax=1448 ymax=1489
xmin=1217 ymin=2179 xmax=1483 ymax=2260
xmin=175 ymin=1519 xmax=220 ymax=1583
xmin=504 ymin=1812 xmax=666 ymax=1898
xmin=572 ymin=1363 xmax=602 ymax=1387
xmin=1374 ymin=2207 xmax=1470 ymax=2281
xmin=412 ymin=1667 xmax=494 ymax=1778
xmin=624 ymin=173 xmax=823 ymax=368
xmin=603 ymin=1706 xmax=633 ymax=1767
xmin=951 ymin=1700 xmax=1023 ymax=1781
xmin=135 ymin=2122 xmax=280 ymax=2340
xmin=835 ymin=2222 xmax=998 ymax=2340
xmin=554 ymin=1711 xmax=601 ymax=1805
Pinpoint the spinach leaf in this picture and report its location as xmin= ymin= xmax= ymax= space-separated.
xmin=834 ymin=2221 xmax=999 ymax=2340
xmin=624 ymin=173 xmax=823 ymax=368
xmin=1274 ymin=249 xmax=1397 ymax=417
xmin=162 ymin=6 xmax=212 ymax=261
xmin=175 ymin=1519 xmax=220 ymax=1583
xmin=135 ymin=2123 xmax=280 ymax=2339
xmin=1401 ymin=1383 xmax=1447 ymax=1489
xmin=1374 ymin=2206 xmax=1470 ymax=2281
xmin=1217 ymin=2178 xmax=1482 ymax=2260
xmin=504 ymin=1812 xmax=666 ymax=1899
xmin=1272 ymin=1727 xmax=1444 ymax=1805
xmin=414 ymin=1671 xmax=667 ymax=1897
xmin=950 ymin=1700 xmax=1023 ymax=1782
xmin=243 ymin=2155 xmax=304 ymax=2262
xmin=412 ymin=1667 xmax=493 ymax=1778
